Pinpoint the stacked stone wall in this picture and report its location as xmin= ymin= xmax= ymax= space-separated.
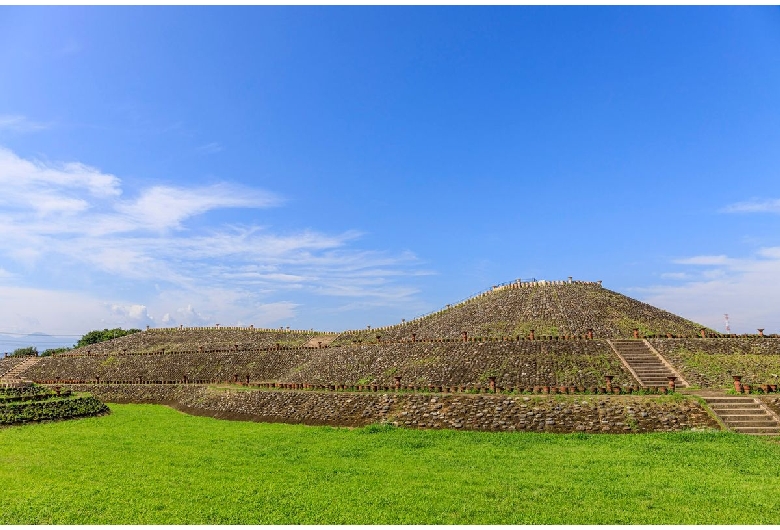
xmin=649 ymin=338 xmax=780 ymax=388
xmin=26 ymin=340 xmax=635 ymax=389
xmin=64 ymin=384 xmax=718 ymax=433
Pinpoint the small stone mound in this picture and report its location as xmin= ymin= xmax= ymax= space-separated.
xmin=0 ymin=383 xmax=109 ymax=426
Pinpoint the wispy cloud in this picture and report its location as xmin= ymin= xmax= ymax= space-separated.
xmin=0 ymin=146 xmax=426 ymax=334
xmin=659 ymin=272 xmax=688 ymax=280
xmin=721 ymin=198 xmax=780 ymax=214
xmin=0 ymin=115 xmax=51 ymax=133
xmin=674 ymin=255 xmax=731 ymax=266
xmin=196 ymin=142 xmax=224 ymax=154
xmin=115 ymin=184 xmax=281 ymax=231
xmin=640 ymin=247 xmax=780 ymax=334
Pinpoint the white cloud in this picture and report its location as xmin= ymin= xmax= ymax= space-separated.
xmin=0 ymin=147 xmax=121 ymax=220
xmin=0 ymin=115 xmax=50 ymax=133
xmin=660 ymin=272 xmax=688 ymax=280
xmin=161 ymin=305 xmax=210 ymax=326
xmin=197 ymin=142 xmax=223 ymax=154
xmin=640 ymin=247 xmax=780 ymax=334
xmin=721 ymin=198 xmax=780 ymax=214
xmin=116 ymin=184 xmax=281 ymax=231
xmin=0 ymin=146 xmax=426 ymax=334
xmin=674 ymin=255 xmax=731 ymax=266
xmin=0 ymin=286 xmax=141 ymax=335
xmin=110 ymin=304 xmax=154 ymax=327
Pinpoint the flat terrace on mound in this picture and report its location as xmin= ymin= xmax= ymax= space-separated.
xmin=649 ymin=337 xmax=780 ymax=389
xmin=65 ymin=327 xmax=337 ymax=355
xmin=332 ymin=279 xmax=710 ymax=345
xmin=26 ymin=340 xmax=635 ymax=389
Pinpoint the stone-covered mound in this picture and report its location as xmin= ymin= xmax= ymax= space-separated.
xmin=25 ymin=340 xmax=635 ymax=389
xmin=66 ymin=327 xmax=335 ymax=355
xmin=334 ymin=280 xmax=709 ymax=343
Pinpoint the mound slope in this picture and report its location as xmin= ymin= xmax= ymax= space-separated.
xmin=335 ymin=280 xmax=708 ymax=343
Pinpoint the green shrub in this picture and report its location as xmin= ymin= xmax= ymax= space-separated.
xmin=10 ymin=346 xmax=38 ymax=357
xmin=76 ymin=328 xmax=141 ymax=348
xmin=41 ymin=347 xmax=72 ymax=357
xmin=0 ymin=396 xmax=109 ymax=425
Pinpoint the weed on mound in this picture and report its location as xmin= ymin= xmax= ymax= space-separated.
xmin=1 ymin=404 xmax=779 ymax=524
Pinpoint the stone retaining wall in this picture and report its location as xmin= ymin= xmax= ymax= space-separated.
xmin=26 ymin=340 xmax=635 ymax=389
xmin=64 ymin=384 xmax=719 ymax=433
xmin=759 ymin=396 xmax=780 ymax=419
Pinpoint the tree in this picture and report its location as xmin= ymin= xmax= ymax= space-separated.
xmin=41 ymin=347 xmax=72 ymax=357
xmin=11 ymin=346 xmax=38 ymax=357
xmin=75 ymin=328 xmax=141 ymax=348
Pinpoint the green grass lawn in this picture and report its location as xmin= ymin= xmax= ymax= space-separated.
xmin=1 ymin=404 xmax=779 ymax=524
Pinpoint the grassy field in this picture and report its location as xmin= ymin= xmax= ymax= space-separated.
xmin=1 ymin=404 xmax=779 ymax=524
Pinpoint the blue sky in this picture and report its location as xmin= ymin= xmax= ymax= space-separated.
xmin=1 ymin=6 xmax=780 ymax=351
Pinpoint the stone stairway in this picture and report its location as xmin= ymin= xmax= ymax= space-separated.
xmin=0 ymin=356 xmax=40 ymax=384
xmin=609 ymin=339 xmax=688 ymax=388
xmin=701 ymin=395 xmax=780 ymax=435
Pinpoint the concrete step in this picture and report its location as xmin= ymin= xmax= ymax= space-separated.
xmin=0 ymin=357 xmax=40 ymax=383
xmin=712 ymin=406 xmax=771 ymax=412
xmin=610 ymin=340 xmax=687 ymax=389
xmin=733 ymin=427 xmax=780 ymax=434
xmin=718 ymin=412 xmax=772 ymax=423
xmin=704 ymin=398 xmax=758 ymax=404
xmin=725 ymin=419 xmax=777 ymax=427
xmin=698 ymin=394 xmax=780 ymax=435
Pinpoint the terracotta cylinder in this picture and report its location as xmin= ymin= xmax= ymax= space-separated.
xmin=733 ymin=375 xmax=743 ymax=393
xmin=667 ymin=377 xmax=676 ymax=392
xmin=488 ymin=377 xmax=496 ymax=393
